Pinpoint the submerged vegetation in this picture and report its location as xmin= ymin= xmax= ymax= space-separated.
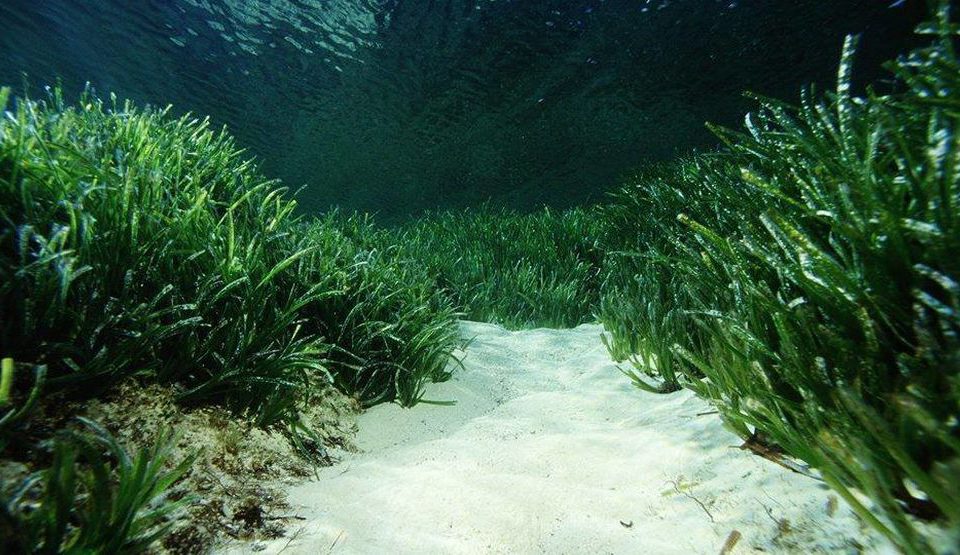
xmin=0 ymin=88 xmax=459 ymax=416
xmin=0 ymin=87 xmax=458 ymax=550
xmin=3 ymin=419 xmax=192 ymax=554
xmin=393 ymin=206 xmax=606 ymax=329
xmin=598 ymin=8 xmax=960 ymax=551
xmin=1 ymin=2 xmax=958 ymax=553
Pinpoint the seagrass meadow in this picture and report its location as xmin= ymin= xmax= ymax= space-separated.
xmin=1 ymin=0 xmax=959 ymax=553
xmin=0 ymin=89 xmax=461 ymax=551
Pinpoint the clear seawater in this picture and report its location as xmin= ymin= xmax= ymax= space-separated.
xmin=0 ymin=0 xmax=925 ymax=220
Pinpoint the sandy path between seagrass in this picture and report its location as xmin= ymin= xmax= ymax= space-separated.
xmin=222 ymin=321 xmax=891 ymax=555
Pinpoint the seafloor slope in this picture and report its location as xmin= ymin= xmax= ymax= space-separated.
xmin=223 ymin=322 xmax=891 ymax=554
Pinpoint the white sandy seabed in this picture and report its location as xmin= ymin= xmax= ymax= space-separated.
xmin=224 ymin=321 xmax=896 ymax=555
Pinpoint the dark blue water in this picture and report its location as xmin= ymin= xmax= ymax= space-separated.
xmin=0 ymin=0 xmax=926 ymax=220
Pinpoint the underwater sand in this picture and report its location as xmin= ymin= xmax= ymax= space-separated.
xmin=222 ymin=321 xmax=891 ymax=554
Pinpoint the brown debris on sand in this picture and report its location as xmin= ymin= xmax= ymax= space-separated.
xmin=2 ymin=381 xmax=359 ymax=554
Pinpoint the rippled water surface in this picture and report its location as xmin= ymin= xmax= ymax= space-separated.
xmin=0 ymin=0 xmax=925 ymax=219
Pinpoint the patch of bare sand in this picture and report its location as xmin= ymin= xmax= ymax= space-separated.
xmin=221 ymin=321 xmax=902 ymax=555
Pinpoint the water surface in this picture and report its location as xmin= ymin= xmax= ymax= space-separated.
xmin=0 ymin=0 xmax=925 ymax=219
